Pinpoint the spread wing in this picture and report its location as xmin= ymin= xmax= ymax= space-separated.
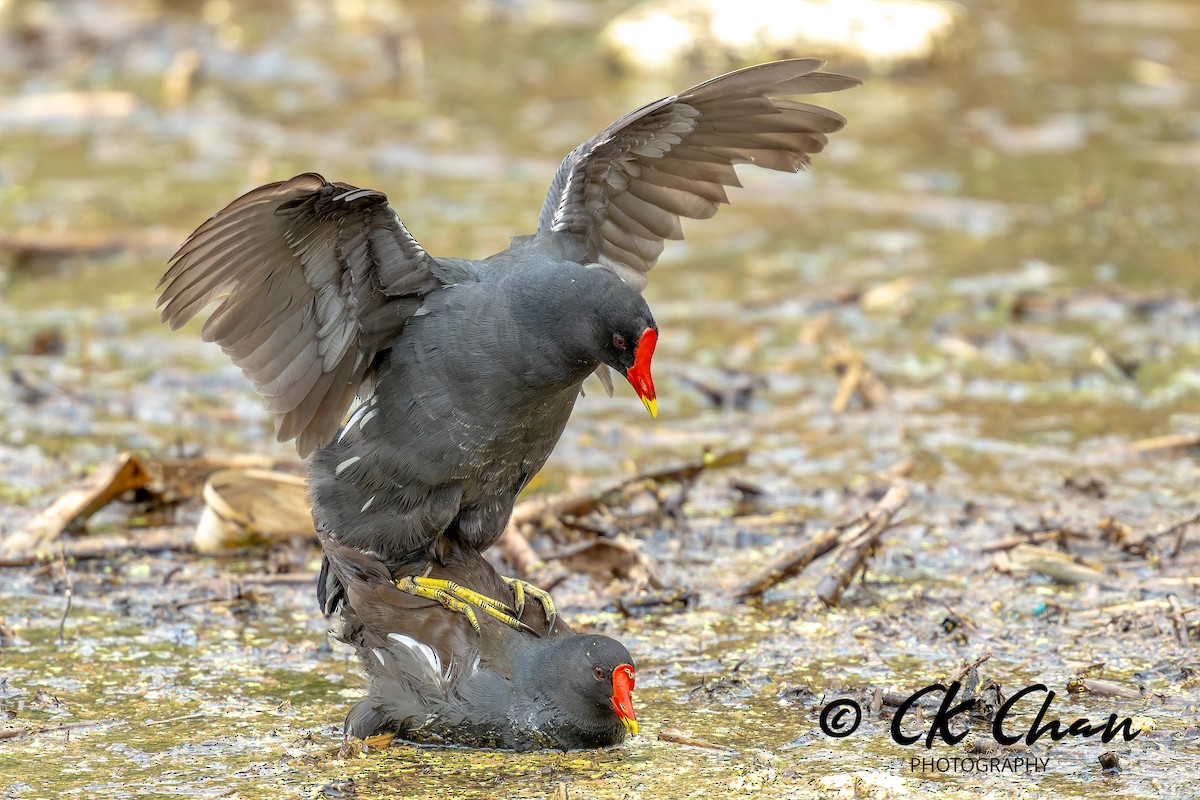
xmin=539 ymin=59 xmax=861 ymax=290
xmin=158 ymin=172 xmax=447 ymax=456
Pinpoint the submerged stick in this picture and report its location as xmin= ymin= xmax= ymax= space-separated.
xmin=2 ymin=719 xmax=124 ymax=739
xmin=657 ymin=728 xmax=735 ymax=751
xmin=56 ymin=545 xmax=73 ymax=645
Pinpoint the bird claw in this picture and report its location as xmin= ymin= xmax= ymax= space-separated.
xmin=501 ymin=576 xmax=557 ymax=628
xmin=395 ymin=576 xmax=534 ymax=635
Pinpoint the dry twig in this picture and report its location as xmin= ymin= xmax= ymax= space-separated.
xmin=0 ymin=527 xmax=198 ymax=567
xmin=815 ymin=486 xmax=910 ymax=607
xmin=1129 ymin=433 xmax=1200 ymax=456
xmin=1141 ymin=511 xmax=1200 ymax=559
xmin=982 ymin=527 xmax=1088 ymax=554
xmin=497 ymin=450 xmax=746 ymax=579
xmin=0 ymin=453 xmax=152 ymax=558
xmin=730 ymin=526 xmax=842 ymax=599
xmin=1167 ymin=595 xmax=1190 ymax=647
xmin=826 ymin=341 xmax=889 ymax=412
xmin=731 ymin=486 xmax=908 ymax=600
xmin=946 ymin=652 xmax=993 ymax=686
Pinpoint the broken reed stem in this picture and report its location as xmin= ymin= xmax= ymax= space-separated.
xmin=1152 ymin=511 xmax=1200 ymax=559
xmin=815 ymin=486 xmax=910 ymax=607
xmin=0 ymin=452 xmax=152 ymax=559
xmin=1167 ymin=594 xmax=1190 ymax=647
xmin=947 ymin=653 xmax=993 ymax=686
xmin=731 ymin=526 xmax=842 ymax=599
xmin=731 ymin=485 xmax=909 ymax=600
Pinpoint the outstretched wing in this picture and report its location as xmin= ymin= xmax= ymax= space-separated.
xmin=539 ymin=59 xmax=861 ymax=290
xmin=158 ymin=173 xmax=447 ymax=456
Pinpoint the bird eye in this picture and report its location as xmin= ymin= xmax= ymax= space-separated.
xmin=612 ymin=334 xmax=626 ymax=350
xmin=593 ymin=666 xmax=606 ymax=681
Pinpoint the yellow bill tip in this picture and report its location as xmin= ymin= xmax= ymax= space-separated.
xmin=642 ymin=397 xmax=658 ymax=418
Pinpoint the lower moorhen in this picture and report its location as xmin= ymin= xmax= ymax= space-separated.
xmin=324 ymin=536 xmax=637 ymax=750
xmin=158 ymin=60 xmax=861 ymax=624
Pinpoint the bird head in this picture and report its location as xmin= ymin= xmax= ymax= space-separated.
xmin=604 ymin=323 xmax=658 ymax=419
xmin=584 ymin=268 xmax=658 ymax=418
xmin=541 ymin=635 xmax=639 ymax=739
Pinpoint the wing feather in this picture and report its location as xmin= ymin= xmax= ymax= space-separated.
xmin=537 ymin=59 xmax=860 ymax=288
xmin=158 ymin=172 xmax=446 ymax=456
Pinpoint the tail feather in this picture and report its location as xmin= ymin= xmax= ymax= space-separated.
xmin=344 ymin=630 xmax=451 ymax=738
xmin=317 ymin=553 xmax=345 ymax=615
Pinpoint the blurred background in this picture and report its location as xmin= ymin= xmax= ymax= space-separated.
xmin=3 ymin=2 xmax=1200 ymax=797
xmin=1 ymin=0 xmax=1198 ymax=498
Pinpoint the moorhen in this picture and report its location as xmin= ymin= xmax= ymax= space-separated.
xmin=157 ymin=59 xmax=860 ymax=622
xmin=324 ymin=535 xmax=638 ymax=750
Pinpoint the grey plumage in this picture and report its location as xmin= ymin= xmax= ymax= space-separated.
xmin=157 ymin=60 xmax=860 ymax=610
xmin=159 ymin=176 xmax=448 ymax=456
xmin=539 ymin=58 xmax=859 ymax=290
xmin=329 ymin=539 xmax=635 ymax=750
xmin=308 ymin=249 xmax=655 ymax=611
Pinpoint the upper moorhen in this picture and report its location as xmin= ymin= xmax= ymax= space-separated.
xmin=325 ymin=536 xmax=638 ymax=750
xmin=157 ymin=59 xmax=860 ymax=620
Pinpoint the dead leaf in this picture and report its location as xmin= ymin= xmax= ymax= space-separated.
xmin=195 ymin=469 xmax=316 ymax=553
xmin=545 ymin=535 xmax=659 ymax=589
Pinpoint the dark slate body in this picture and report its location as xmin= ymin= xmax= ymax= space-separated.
xmin=329 ymin=538 xmax=634 ymax=750
xmin=311 ymin=239 xmax=653 ymax=608
xmin=157 ymin=60 xmax=861 ymax=610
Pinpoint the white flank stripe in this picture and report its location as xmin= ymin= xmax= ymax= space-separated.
xmin=339 ymin=402 xmax=372 ymax=441
xmin=335 ymin=456 xmax=361 ymax=475
xmin=387 ymin=633 xmax=441 ymax=676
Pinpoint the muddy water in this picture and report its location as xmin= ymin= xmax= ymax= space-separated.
xmin=2 ymin=0 xmax=1199 ymax=798
xmin=3 ymin=578 xmax=1195 ymax=799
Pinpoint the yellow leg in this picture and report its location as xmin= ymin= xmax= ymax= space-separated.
xmin=502 ymin=577 xmax=558 ymax=626
xmin=395 ymin=576 xmax=530 ymax=633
